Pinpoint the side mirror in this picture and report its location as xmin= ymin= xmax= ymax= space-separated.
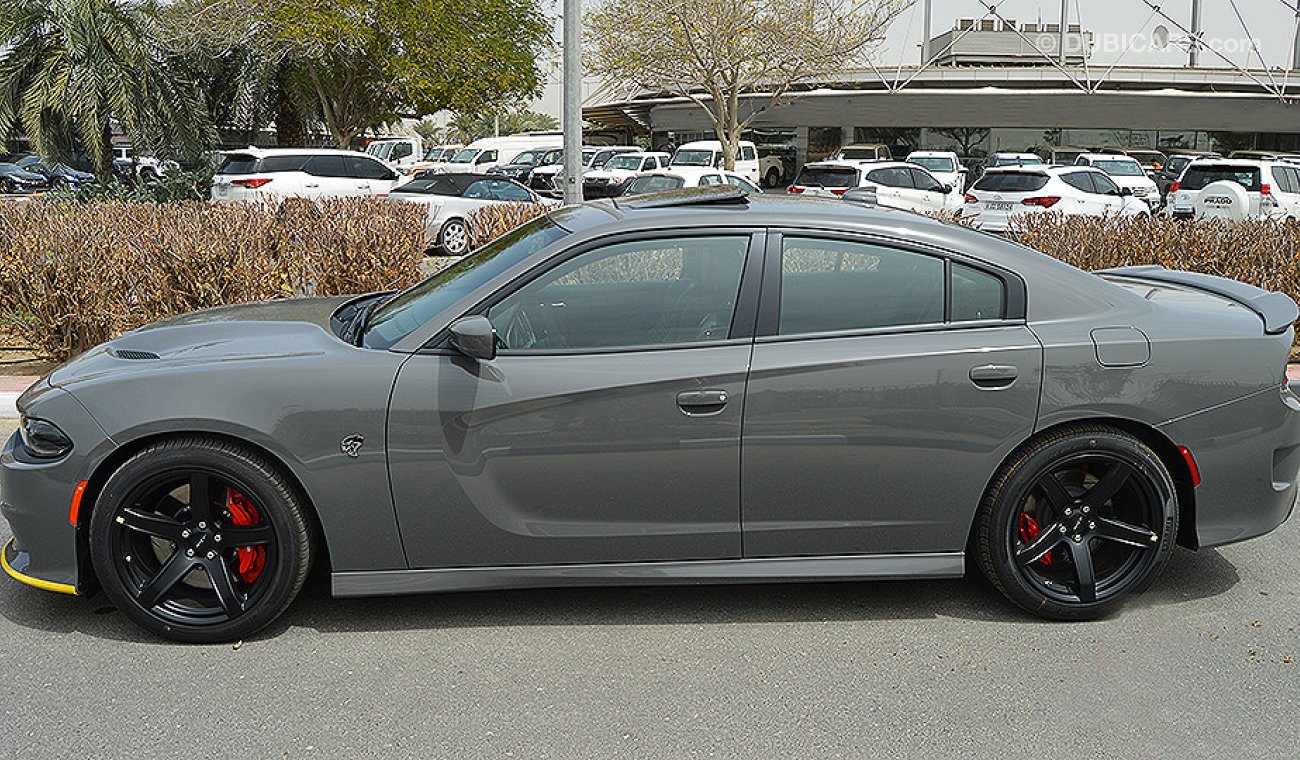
xmin=1119 ymin=187 xmax=1134 ymax=197
xmin=939 ymin=184 xmax=953 ymax=194
xmin=449 ymin=315 xmax=497 ymax=361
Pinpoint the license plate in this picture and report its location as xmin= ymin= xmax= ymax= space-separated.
xmin=985 ymin=202 xmax=1013 ymax=212
xmin=1173 ymin=204 xmax=1192 ymax=213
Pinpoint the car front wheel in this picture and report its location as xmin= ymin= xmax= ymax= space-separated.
xmin=976 ymin=425 xmax=1177 ymax=620
xmin=89 ymin=437 xmax=313 ymax=643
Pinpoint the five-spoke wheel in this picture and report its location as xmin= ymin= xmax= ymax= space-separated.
xmin=978 ymin=426 xmax=1177 ymax=620
xmin=90 ymin=438 xmax=312 ymax=643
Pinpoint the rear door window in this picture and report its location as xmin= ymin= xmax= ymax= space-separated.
xmin=258 ymin=155 xmax=307 ymax=173
xmin=778 ymin=237 xmax=944 ymax=335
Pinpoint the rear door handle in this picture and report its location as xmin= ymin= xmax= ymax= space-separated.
xmin=970 ymin=364 xmax=1019 ymax=388
xmin=677 ymin=390 xmax=729 ymax=415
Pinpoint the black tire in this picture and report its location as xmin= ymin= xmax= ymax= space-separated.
xmin=89 ymin=437 xmax=313 ymax=643
xmin=438 ymin=217 xmax=472 ymax=256
xmin=0 ymin=178 xmax=13 ymax=194
xmin=764 ymin=167 xmax=782 ymax=189
xmin=976 ymin=425 xmax=1177 ymax=621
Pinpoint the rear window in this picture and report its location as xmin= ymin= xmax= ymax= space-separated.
xmin=672 ymin=150 xmax=715 ymax=167
xmin=217 ymin=154 xmax=259 ymax=174
xmin=974 ymin=172 xmax=1049 ymax=192
xmin=1180 ymin=164 xmax=1262 ymax=192
xmin=217 ymin=154 xmax=307 ymax=174
xmin=794 ymin=166 xmax=859 ymax=188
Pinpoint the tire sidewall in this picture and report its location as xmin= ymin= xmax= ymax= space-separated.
xmin=89 ymin=441 xmax=310 ymax=643
xmin=980 ymin=429 xmax=1178 ymax=620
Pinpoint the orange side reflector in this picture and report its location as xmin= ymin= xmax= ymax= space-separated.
xmin=1177 ymin=446 xmax=1201 ymax=488
xmin=68 ymin=481 xmax=88 ymax=526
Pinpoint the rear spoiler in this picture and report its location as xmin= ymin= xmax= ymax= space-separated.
xmin=1099 ymin=265 xmax=1299 ymax=335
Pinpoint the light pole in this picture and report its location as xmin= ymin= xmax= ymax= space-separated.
xmin=1189 ymin=0 xmax=1202 ymax=68
xmin=562 ymin=0 xmax=583 ymax=205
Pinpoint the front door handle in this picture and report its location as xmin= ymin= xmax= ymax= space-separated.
xmin=970 ymin=364 xmax=1019 ymax=388
xmin=677 ymin=390 xmax=729 ymax=416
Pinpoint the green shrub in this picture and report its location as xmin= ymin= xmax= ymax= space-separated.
xmin=45 ymin=165 xmax=216 ymax=204
xmin=0 ymin=198 xmax=427 ymax=360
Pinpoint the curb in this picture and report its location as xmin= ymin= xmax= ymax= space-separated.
xmin=0 ymin=392 xmax=18 ymax=419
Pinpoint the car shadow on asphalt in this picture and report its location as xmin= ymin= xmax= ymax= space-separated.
xmin=0 ymin=547 xmax=1241 ymax=644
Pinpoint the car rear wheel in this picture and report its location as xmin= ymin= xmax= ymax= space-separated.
xmin=89 ymin=437 xmax=313 ymax=643
xmin=976 ymin=426 xmax=1177 ymax=620
xmin=438 ymin=218 xmax=471 ymax=256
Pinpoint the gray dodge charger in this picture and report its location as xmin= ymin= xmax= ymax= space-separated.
xmin=4 ymin=187 xmax=1299 ymax=642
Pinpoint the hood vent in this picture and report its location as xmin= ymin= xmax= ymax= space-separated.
xmin=110 ymin=348 xmax=161 ymax=361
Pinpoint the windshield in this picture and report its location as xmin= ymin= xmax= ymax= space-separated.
xmin=451 ymin=149 xmax=481 ymax=164
xmin=604 ymin=155 xmax=643 ymax=171
xmin=1093 ymin=160 xmax=1144 ymax=177
xmin=366 ymin=143 xmax=393 ymax=160
xmin=838 ymin=148 xmax=880 ymax=160
xmin=910 ymin=157 xmax=955 ymax=173
xmin=423 ymin=146 xmax=448 ymax=161
xmin=510 ymin=150 xmax=547 ymax=166
xmin=363 ymin=217 xmax=569 ymax=349
xmin=672 ymin=150 xmax=716 ymax=167
xmin=992 ymin=155 xmax=1043 ymax=167
xmin=581 ymin=149 xmax=597 ymax=166
xmin=626 ymin=175 xmax=685 ymax=194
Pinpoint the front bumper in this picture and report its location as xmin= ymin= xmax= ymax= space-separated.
xmin=1 ymin=385 xmax=115 ymax=595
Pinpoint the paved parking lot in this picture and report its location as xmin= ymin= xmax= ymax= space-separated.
xmin=0 ymin=417 xmax=1296 ymax=757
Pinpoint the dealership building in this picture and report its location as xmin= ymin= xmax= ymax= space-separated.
xmin=582 ymin=17 xmax=1300 ymax=178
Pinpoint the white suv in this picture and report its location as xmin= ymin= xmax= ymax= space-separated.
xmin=1164 ymin=159 xmax=1300 ymax=222
xmin=1073 ymin=154 xmax=1160 ymax=210
xmin=210 ymin=148 xmax=399 ymax=201
xmin=963 ymin=165 xmax=1150 ymax=233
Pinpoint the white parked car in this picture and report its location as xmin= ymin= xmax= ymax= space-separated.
xmin=622 ymin=167 xmax=761 ymax=196
xmin=390 ymin=173 xmax=541 ymax=255
xmin=789 ymin=161 xmax=962 ymax=215
xmin=906 ymin=150 xmax=968 ymax=197
xmin=1164 ymin=159 xmax=1300 ymax=222
xmin=210 ymin=148 xmax=399 ymax=201
xmin=963 ymin=165 xmax=1151 ymax=233
xmin=582 ymin=152 xmax=672 ymax=198
xmin=670 ymin=140 xmax=761 ymax=184
xmin=1073 ymin=154 xmax=1160 ymax=210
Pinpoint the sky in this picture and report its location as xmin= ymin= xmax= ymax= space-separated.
xmin=531 ymin=0 xmax=1300 ymax=117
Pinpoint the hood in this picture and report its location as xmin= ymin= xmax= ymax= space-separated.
xmin=49 ymin=296 xmax=355 ymax=389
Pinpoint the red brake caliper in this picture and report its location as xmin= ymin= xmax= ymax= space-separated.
xmin=226 ymin=488 xmax=267 ymax=583
xmin=1018 ymin=513 xmax=1053 ymax=567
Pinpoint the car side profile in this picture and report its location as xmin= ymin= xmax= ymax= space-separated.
xmin=210 ymin=148 xmax=400 ymax=201
xmin=3 ymin=189 xmax=1297 ymax=643
xmin=622 ymin=167 xmax=760 ymax=196
xmin=789 ymin=161 xmax=962 ymax=215
xmin=1072 ymin=154 xmax=1161 ymax=210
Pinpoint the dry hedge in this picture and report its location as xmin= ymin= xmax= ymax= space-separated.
xmin=0 ymin=198 xmax=426 ymax=360
xmin=1010 ymin=214 xmax=1300 ymax=307
xmin=467 ymin=201 xmax=558 ymax=248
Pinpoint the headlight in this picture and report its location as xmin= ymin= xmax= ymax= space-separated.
xmin=19 ymin=416 xmax=73 ymax=458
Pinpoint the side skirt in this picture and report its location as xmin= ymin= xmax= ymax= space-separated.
xmin=331 ymin=552 xmax=966 ymax=598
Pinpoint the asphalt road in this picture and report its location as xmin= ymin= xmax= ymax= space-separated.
xmin=0 ymin=418 xmax=1297 ymax=758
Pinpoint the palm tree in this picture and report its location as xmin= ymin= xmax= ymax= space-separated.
xmin=0 ymin=0 xmax=215 ymax=177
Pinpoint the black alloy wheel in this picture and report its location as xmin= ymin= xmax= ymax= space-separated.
xmin=90 ymin=438 xmax=312 ymax=643
xmin=978 ymin=426 xmax=1178 ymax=620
